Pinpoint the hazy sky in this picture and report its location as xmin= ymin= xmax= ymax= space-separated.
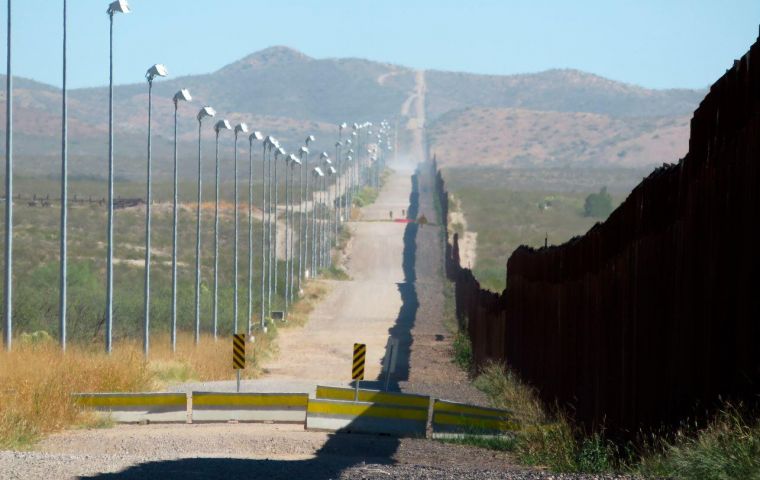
xmin=2 ymin=0 xmax=758 ymax=90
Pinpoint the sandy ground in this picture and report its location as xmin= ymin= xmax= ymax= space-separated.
xmin=261 ymin=168 xmax=414 ymax=386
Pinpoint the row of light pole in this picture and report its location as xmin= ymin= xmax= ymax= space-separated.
xmin=1 ymin=0 xmax=393 ymax=353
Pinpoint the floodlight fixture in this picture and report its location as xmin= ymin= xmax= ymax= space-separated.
xmin=299 ymin=146 xmax=309 ymax=156
xmin=277 ymin=147 xmax=286 ymax=156
xmin=320 ymin=152 xmax=329 ymax=160
xmin=313 ymin=167 xmax=324 ymax=176
xmin=249 ymin=131 xmax=263 ymax=142
xmin=235 ymin=123 xmax=249 ymax=135
xmin=198 ymin=106 xmax=216 ymax=121
xmin=107 ymin=0 xmax=130 ymax=14
xmin=145 ymin=64 xmax=168 ymax=82
xmin=214 ymin=119 xmax=232 ymax=133
xmin=328 ymin=166 xmax=336 ymax=175
xmin=305 ymin=135 xmax=316 ymax=145
xmin=173 ymin=89 xmax=192 ymax=103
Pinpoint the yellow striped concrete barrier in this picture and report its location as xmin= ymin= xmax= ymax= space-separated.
xmin=306 ymin=398 xmax=427 ymax=436
xmin=191 ymin=392 xmax=308 ymax=423
xmin=74 ymin=393 xmax=188 ymax=423
xmin=431 ymin=399 xmax=518 ymax=437
xmin=315 ymin=386 xmax=430 ymax=408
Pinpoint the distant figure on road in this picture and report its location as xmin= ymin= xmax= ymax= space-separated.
xmin=402 ymin=208 xmax=406 ymax=218
xmin=417 ymin=214 xmax=428 ymax=228
xmin=389 ymin=210 xmax=394 ymax=220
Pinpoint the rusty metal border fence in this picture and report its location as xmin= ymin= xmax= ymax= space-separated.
xmin=434 ymin=38 xmax=760 ymax=437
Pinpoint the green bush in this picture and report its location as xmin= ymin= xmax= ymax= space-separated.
xmin=452 ymin=331 xmax=473 ymax=371
xmin=583 ymin=187 xmax=613 ymax=218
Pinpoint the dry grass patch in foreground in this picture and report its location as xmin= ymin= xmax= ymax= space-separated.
xmin=0 ymin=342 xmax=151 ymax=449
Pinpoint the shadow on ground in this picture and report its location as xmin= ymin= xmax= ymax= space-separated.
xmin=86 ymin=172 xmax=424 ymax=479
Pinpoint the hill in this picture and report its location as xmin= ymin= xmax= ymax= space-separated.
xmin=0 ymin=46 xmax=704 ymax=179
xmin=425 ymin=69 xmax=703 ymax=120
xmin=428 ymin=106 xmax=691 ymax=168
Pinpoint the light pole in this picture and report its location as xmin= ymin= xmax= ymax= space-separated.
xmin=58 ymin=0 xmax=68 ymax=351
xmin=297 ymin=146 xmax=308 ymax=291
xmin=350 ymin=129 xmax=358 ymax=210
xmin=105 ymin=0 xmax=130 ymax=354
xmin=3 ymin=0 xmax=12 ymax=351
xmin=170 ymin=89 xmax=192 ymax=353
xmin=268 ymin=140 xmax=281 ymax=316
xmin=336 ymin=122 xmax=346 ymax=225
xmin=247 ymin=131 xmax=263 ymax=336
xmin=301 ymin=136 xmax=314 ymax=280
xmin=273 ymin=147 xmax=286 ymax=300
xmin=334 ymin=141 xmax=342 ymax=225
xmin=284 ymin=153 xmax=295 ymax=310
xmin=213 ymin=119 xmax=232 ymax=339
xmin=321 ymin=158 xmax=332 ymax=268
xmin=194 ymin=106 xmax=215 ymax=344
xmin=328 ymin=166 xmax=337 ymax=256
xmin=283 ymin=153 xmax=290 ymax=309
xmin=319 ymin=153 xmax=330 ymax=269
xmin=344 ymin=139 xmax=353 ymax=219
xmin=142 ymin=64 xmax=168 ymax=358
xmin=311 ymin=167 xmax=324 ymax=275
xmin=233 ymin=123 xmax=249 ymax=335
xmin=288 ymin=155 xmax=301 ymax=304
xmin=324 ymin=161 xmax=333 ymax=268
xmin=261 ymin=136 xmax=274 ymax=328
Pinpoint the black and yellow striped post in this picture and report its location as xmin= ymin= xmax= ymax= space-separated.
xmin=352 ymin=343 xmax=366 ymax=401
xmin=233 ymin=334 xmax=245 ymax=392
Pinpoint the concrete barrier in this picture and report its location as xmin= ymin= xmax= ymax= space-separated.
xmin=74 ymin=393 xmax=188 ymax=423
xmin=431 ymin=399 xmax=517 ymax=437
xmin=191 ymin=392 xmax=308 ymax=423
xmin=315 ymin=386 xmax=430 ymax=408
xmin=306 ymin=398 xmax=427 ymax=436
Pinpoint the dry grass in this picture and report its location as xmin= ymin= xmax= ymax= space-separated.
xmin=0 ymin=341 xmax=151 ymax=448
xmin=281 ymin=281 xmax=330 ymax=329
xmin=0 ymin=280 xmax=332 ymax=449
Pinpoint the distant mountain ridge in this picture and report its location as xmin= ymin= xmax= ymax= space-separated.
xmin=0 ymin=45 xmax=704 ymax=178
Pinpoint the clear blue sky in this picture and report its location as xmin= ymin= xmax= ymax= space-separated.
xmin=2 ymin=0 xmax=758 ymax=90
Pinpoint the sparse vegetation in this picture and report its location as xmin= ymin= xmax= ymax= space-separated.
xmin=583 ymin=186 xmax=614 ymax=218
xmin=452 ymin=331 xmax=473 ymax=371
xmin=443 ymin=167 xmax=637 ymax=291
xmin=636 ymin=406 xmax=760 ymax=480
xmin=439 ymin=433 xmax=517 ymax=452
xmin=463 ymin=360 xmax=760 ymax=477
xmin=472 ymin=362 xmax=618 ymax=473
xmin=353 ymin=186 xmax=380 ymax=208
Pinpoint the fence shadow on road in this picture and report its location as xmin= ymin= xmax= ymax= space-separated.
xmin=84 ymin=432 xmax=402 ymax=479
xmin=85 ymin=172 xmax=424 ymax=479
xmin=382 ymin=171 xmax=420 ymax=390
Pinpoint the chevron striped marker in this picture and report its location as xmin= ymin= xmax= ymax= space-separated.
xmin=352 ymin=343 xmax=366 ymax=381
